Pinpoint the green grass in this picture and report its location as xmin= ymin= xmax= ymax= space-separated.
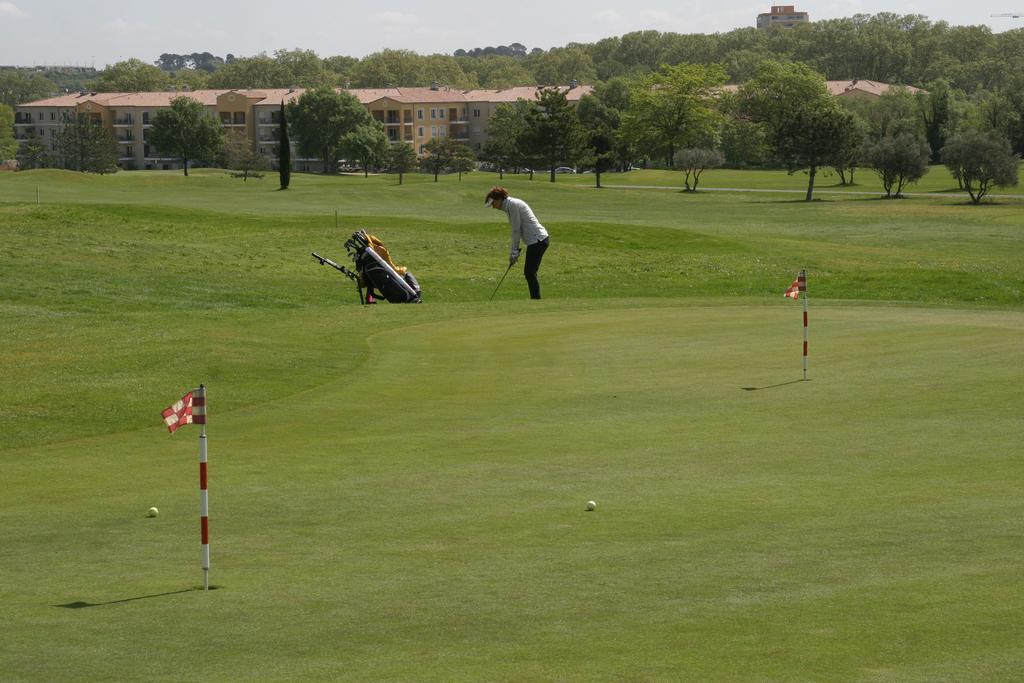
xmin=578 ymin=163 xmax=1024 ymax=196
xmin=1 ymin=169 xmax=1023 ymax=681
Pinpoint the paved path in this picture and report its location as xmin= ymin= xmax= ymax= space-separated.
xmin=599 ymin=184 xmax=1023 ymax=200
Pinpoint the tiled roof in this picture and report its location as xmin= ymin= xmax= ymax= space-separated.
xmin=462 ymin=85 xmax=594 ymax=102
xmin=825 ymin=79 xmax=925 ymax=96
xmin=719 ymin=81 xmax=924 ymax=97
xmin=19 ymin=85 xmax=596 ymax=108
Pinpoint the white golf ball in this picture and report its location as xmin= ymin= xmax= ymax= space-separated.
xmin=585 ymin=500 xmax=597 ymax=511
xmin=147 ymin=507 xmax=159 ymax=518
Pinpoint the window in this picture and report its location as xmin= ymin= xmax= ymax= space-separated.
xmin=143 ymin=111 xmax=150 ymax=124
xmin=233 ymin=112 xmax=245 ymax=124
xmin=37 ymin=112 xmax=43 ymax=121
xmin=418 ymin=127 xmax=424 ymax=138
xmin=431 ymin=126 xmax=437 ymax=137
xmin=473 ymin=109 xmax=480 ymax=117
xmin=125 ymin=146 xmax=134 ymax=157
xmin=439 ymin=109 xmax=445 ymax=120
xmin=417 ymin=109 xmax=424 ymax=120
xmin=430 ymin=109 xmax=436 ymax=119
xmin=50 ymin=112 xmax=55 ymax=120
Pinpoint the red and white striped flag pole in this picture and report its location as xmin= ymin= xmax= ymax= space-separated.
xmin=195 ymin=385 xmax=210 ymax=590
xmin=784 ymin=270 xmax=809 ymax=380
xmin=161 ymin=384 xmax=210 ymax=590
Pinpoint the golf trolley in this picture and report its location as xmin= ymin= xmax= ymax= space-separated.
xmin=312 ymin=229 xmax=422 ymax=305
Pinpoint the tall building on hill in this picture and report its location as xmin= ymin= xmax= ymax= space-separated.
xmin=757 ymin=5 xmax=810 ymax=30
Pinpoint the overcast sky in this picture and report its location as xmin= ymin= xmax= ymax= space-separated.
xmin=1 ymin=0 xmax=1021 ymax=68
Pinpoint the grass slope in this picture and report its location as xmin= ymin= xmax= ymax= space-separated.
xmin=1 ymin=170 xmax=1022 ymax=681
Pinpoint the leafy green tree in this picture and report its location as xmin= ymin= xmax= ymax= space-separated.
xmin=673 ymin=148 xmax=724 ymax=192
xmin=917 ymin=79 xmax=956 ymax=163
xmin=420 ymin=54 xmax=476 ymax=89
xmin=522 ymin=87 xmax=588 ymax=182
xmin=55 ymin=113 xmax=119 ymax=173
xmin=840 ymin=88 xmax=922 ymax=140
xmin=450 ymin=143 xmax=476 ymax=180
xmin=340 ymin=122 xmax=389 ymax=177
xmin=481 ymin=100 xmax=534 ymax=178
xmin=0 ymin=104 xmax=18 ymax=160
xmin=963 ymin=89 xmax=1024 ymax=155
xmin=349 ymin=49 xmax=425 ymax=88
xmin=458 ymin=56 xmax=533 ymax=89
xmin=530 ymin=47 xmax=597 ymax=86
xmin=861 ymin=133 xmax=931 ymax=198
xmin=324 ymin=56 xmax=358 ymax=85
xmin=589 ymin=77 xmax=636 ymax=172
xmin=0 ymin=71 xmax=57 ymax=108
xmin=148 ymin=96 xmax=226 ymax=176
xmin=421 ymin=136 xmax=456 ymax=181
xmin=278 ymin=101 xmax=291 ymax=189
xmin=287 ymin=88 xmax=371 ymax=174
xmin=420 ymin=138 xmax=475 ymax=180
xmin=576 ymin=94 xmax=619 ymax=188
xmin=16 ymin=129 xmax=49 ymax=169
xmin=207 ymin=55 xmax=283 ymax=89
xmin=620 ymin=63 xmax=727 ymax=167
xmin=94 ymin=59 xmax=171 ymax=92
xmin=941 ymin=130 xmax=1020 ymax=204
xmin=222 ymin=131 xmax=267 ymax=180
xmin=273 ymin=49 xmax=335 ymax=89
xmin=716 ymin=92 xmax=770 ymax=168
xmin=385 ymin=142 xmax=418 ymax=184
xmin=741 ymin=61 xmax=855 ymax=201
xmin=830 ymin=113 xmax=869 ymax=185
xmin=167 ymin=69 xmax=211 ymax=92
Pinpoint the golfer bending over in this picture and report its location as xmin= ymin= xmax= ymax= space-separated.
xmin=485 ymin=186 xmax=550 ymax=299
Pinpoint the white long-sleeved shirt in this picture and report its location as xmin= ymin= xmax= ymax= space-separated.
xmin=503 ymin=196 xmax=549 ymax=258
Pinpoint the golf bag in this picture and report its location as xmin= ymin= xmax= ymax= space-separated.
xmin=345 ymin=230 xmax=421 ymax=304
xmin=312 ymin=230 xmax=421 ymax=305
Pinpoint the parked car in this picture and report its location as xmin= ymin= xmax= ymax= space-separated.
xmin=554 ymin=167 xmax=576 ymax=174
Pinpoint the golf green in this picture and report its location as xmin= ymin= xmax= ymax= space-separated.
xmin=3 ymin=302 xmax=1021 ymax=680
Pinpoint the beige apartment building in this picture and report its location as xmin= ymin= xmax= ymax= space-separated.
xmin=13 ymin=84 xmax=593 ymax=171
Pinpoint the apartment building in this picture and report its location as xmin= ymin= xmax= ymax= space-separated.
xmin=756 ymin=5 xmax=810 ymax=30
xmin=13 ymin=84 xmax=593 ymax=171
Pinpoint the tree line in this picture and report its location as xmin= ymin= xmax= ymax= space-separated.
xmin=4 ymin=14 xmax=1024 ymax=102
xmin=17 ymin=57 xmax=1016 ymax=204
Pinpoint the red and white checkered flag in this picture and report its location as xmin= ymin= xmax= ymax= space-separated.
xmin=784 ymin=272 xmax=806 ymax=299
xmin=161 ymin=388 xmax=206 ymax=434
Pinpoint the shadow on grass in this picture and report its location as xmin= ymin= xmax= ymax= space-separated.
xmin=56 ymin=586 xmax=219 ymax=609
xmin=742 ymin=379 xmax=809 ymax=391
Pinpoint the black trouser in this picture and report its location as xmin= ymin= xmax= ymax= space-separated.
xmin=524 ymin=237 xmax=549 ymax=299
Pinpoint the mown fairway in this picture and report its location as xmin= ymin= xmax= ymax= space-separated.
xmin=1 ymin=169 xmax=1022 ymax=681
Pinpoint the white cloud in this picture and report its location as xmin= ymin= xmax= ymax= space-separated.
xmin=0 ymin=1 xmax=27 ymax=17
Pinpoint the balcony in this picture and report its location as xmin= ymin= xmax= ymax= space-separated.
xmin=114 ymin=117 xmax=134 ymax=126
xmin=256 ymin=116 xmax=281 ymax=125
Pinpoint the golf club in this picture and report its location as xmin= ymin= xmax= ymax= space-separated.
xmin=489 ymin=262 xmax=514 ymax=301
